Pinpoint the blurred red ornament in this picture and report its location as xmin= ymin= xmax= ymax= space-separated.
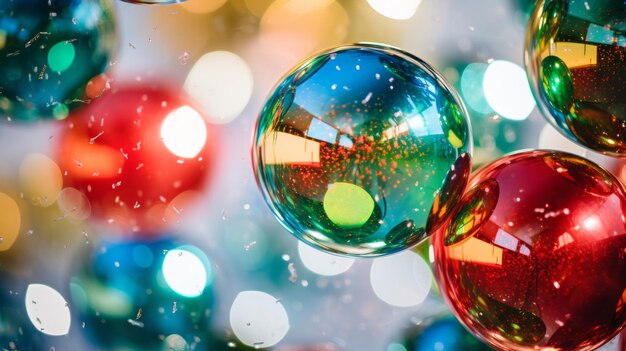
xmin=433 ymin=150 xmax=626 ymax=351
xmin=620 ymin=330 xmax=626 ymax=351
xmin=57 ymin=85 xmax=214 ymax=234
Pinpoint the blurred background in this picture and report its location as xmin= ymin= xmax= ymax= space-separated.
xmin=0 ymin=0 xmax=624 ymax=350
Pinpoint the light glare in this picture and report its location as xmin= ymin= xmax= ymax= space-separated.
xmin=162 ymin=248 xmax=209 ymax=297
xmin=161 ymin=105 xmax=207 ymax=159
xmin=25 ymin=284 xmax=71 ymax=336
xmin=229 ymin=290 xmax=289 ymax=348
xmin=184 ymin=51 xmax=253 ymax=124
xmin=366 ymin=0 xmax=421 ymax=20
xmin=370 ymin=251 xmax=432 ymax=307
xmin=483 ymin=60 xmax=535 ymax=121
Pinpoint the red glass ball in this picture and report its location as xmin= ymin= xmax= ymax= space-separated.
xmin=433 ymin=150 xmax=626 ymax=351
xmin=57 ymin=85 xmax=214 ymax=234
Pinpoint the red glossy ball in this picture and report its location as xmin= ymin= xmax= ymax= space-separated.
xmin=433 ymin=150 xmax=626 ymax=351
xmin=57 ymin=85 xmax=214 ymax=234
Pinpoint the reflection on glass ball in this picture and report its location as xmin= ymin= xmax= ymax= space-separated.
xmin=56 ymin=85 xmax=214 ymax=235
xmin=396 ymin=315 xmax=491 ymax=351
xmin=253 ymin=43 xmax=472 ymax=257
xmin=0 ymin=0 xmax=116 ymax=121
xmin=525 ymin=0 xmax=626 ymax=155
xmin=69 ymin=238 xmax=214 ymax=350
xmin=434 ymin=150 xmax=626 ymax=351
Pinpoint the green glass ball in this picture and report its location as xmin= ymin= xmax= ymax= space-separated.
xmin=526 ymin=0 xmax=626 ymax=155
xmin=253 ymin=43 xmax=472 ymax=257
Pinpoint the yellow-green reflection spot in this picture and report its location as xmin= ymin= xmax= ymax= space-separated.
xmin=52 ymin=103 xmax=69 ymax=120
xmin=48 ymin=41 xmax=76 ymax=73
xmin=447 ymin=130 xmax=463 ymax=148
xmin=323 ymin=182 xmax=374 ymax=228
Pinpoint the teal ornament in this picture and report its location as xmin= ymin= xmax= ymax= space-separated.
xmin=69 ymin=238 xmax=214 ymax=350
xmin=0 ymin=0 xmax=116 ymax=121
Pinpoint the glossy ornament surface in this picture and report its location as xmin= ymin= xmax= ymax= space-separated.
xmin=69 ymin=238 xmax=214 ymax=350
xmin=434 ymin=150 xmax=626 ymax=351
xmin=0 ymin=0 xmax=116 ymax=121
xmin=525 ymin=0 xmax=626 ymax=155
xmin=57 ymin=85 xmax=213 ymax=234
xmin=253 ymin=43 xmax=472 ymax=257
xmin=399 ymin=315 xmax=492 ymax=351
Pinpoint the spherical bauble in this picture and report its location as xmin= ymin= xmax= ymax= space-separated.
xmin=56 ymin=85 xmax=214 ymax=235
xmin=525 ymin=0 xmax=626 ymax=155
xmin=69 ymin=238 xmax=214 ymax=350
xmin=253 ymin=43 xmax=472 ymax=257
xmin=434 ymin=150 xmax=626 ymax=351
xmin=0 ymin=0 xmax=116 ymax=121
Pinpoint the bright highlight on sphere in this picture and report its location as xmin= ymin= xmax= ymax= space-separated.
xmin=162 ymin=247 xmax=210 ymax=297
xmin=366 ymin=0 xmax=421 ymax=20
xmin=25 ymin=284 xmax=71 ymax=336
xmin=184 ymin=51 xmax=253 ymax=124
xmin=229 ymin=290 xmax=290 ymax=348
xmin=298 ymin=242 xmax=355 ymax=276
xmin=483 ymin=60 xmax=535 ymax=121
xmin=370 ymin=250 xmax=432 ymax=307
xmin=161 ymin=105 xmax=208 ymax=159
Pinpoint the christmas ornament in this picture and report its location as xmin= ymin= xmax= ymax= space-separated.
xmin=526 ymin=0 xmax=626 ymax=155
xmin=69 ymin=238 xmax=214 ymax=350
xmin=0 ymin=0 xmax=116 ymax=121
xmin=434 ymin=150 xmax=626 ymax=351
xmin=253 ymin=43 xmax=472 ymax=257
xmin=398 ymin=315 xmax=491 ymax=351
xmin=56 ymin=85 xmax=213 ymax=234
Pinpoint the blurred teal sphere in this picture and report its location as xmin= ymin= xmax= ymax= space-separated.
xmin=69 ymin=238 xmax=215 ymax=350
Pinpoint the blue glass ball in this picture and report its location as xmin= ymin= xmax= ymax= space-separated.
xmin=69 ymin=238 xmax=214 ymax=350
